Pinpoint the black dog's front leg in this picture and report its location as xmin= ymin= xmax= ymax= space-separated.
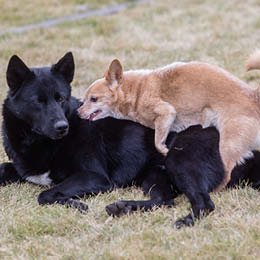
xmin=174 ymin=192 xmax=215 ymax=229
xmin=38 ymin=170 xmax=113 ymax=212
xmin=106 ymin=165 xmax=175 ymax=217
xmin=165 ymin=147 xmax=217 ymax=229
xmin=0 ymin=162 xmax=24 ymax=185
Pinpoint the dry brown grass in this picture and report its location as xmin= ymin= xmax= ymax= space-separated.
xmin=0 ymin=0 xmax=127 ymax=30
xmin=0 ymin=0 xmax=260 ymax=259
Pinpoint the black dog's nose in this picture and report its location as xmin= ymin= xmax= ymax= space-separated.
xmin=54 ymin=121 xmax=68 ymax=132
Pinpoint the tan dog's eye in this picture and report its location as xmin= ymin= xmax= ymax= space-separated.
xmin=90 ymin=96 xmax=98 ymax=102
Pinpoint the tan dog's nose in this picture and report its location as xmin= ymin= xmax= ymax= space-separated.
xmin=77 ymin=105 xmax=86 ymax=119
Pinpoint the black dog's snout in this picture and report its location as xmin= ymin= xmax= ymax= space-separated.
xmin=54 ymin=121 xmax=69 ymax=133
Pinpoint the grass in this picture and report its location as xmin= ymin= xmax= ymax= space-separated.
xmin=0 ymin=0 xmax=260 ymax=259
xmin=0 ymin=0 xmax=130 ymax=30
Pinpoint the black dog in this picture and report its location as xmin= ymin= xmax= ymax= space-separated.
xmin=1 ymin=53 xmax=259 ymax=227
xmin=0 ymin=52 xmax=174 ymax=212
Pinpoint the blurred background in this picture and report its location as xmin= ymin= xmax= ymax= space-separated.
xmin=1 ymin=0 xmax=260 ymax=97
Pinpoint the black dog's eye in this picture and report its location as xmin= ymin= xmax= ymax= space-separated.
xmin=90 ymin=96 xmax=98 ymax=102
xmin=57 ymin=97 xmax=64 ymax=103
xmin=55 ymin=94 xmax=65 ymax=103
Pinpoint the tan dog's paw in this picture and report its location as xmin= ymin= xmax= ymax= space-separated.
xmin=157 ymin=145 xmax=169 ymax=156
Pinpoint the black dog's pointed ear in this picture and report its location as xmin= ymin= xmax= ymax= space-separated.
xmin=6 ymin=55 xmax=34 ymax=94
xmin=51 ymin=52 xmax=75 ymax=84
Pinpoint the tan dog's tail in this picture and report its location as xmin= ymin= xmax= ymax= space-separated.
xmin=246 ymin=50 xmax=260 ymax=104
xmin=246 ymin=50 xmax=260 ymax=71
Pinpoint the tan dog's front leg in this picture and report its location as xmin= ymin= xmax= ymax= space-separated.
xmin=154 ymin=102 xmax=176 ymax=156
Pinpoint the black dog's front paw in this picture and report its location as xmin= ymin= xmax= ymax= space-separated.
xmin=38 ymin=190 xmax=55 ymax=205
xmin=65 ymin=198 xmax=88 ymax=213
xmin=106 ymin=201 xmax=133 ymax=217
xmin=174 ymin=214 xmax=195 ymax=229
xmin=38 ymin=190 xmax=88 ymax=213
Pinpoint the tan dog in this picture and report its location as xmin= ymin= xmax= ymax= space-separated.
xmin=78 ymin=59 xmax=260 ymax=191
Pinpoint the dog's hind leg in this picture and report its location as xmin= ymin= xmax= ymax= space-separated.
xmin=215 ymin=118 xmax=259 ymax=192
xmin=154 ymin=102 xmax=176 ymax=156
xmin=174 ymin=192 xmax=215 ymax=228
xmin=0 ymin=162 xmax=24 ymax=185
xmin=166 ymin=154 xmax=216 ymax=228
xmin=165 ymin=126 xmax=225 ymax=228
xmin=106 ymin=165 xmax=175 ymax=217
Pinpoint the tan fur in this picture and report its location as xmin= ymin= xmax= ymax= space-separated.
xmin=246 ymin=50 xmax=260 ymax=106
xmin=78 ymin=59 xmax=260 ymax=191
xmin=246 ymin=50 xmax=260 ymax=71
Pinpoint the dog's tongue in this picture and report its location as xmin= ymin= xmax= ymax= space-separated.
xmin=86 ymin=110 xmax=101 ymax=121
xmin=86 ymin=113 xmax=96 ymax=121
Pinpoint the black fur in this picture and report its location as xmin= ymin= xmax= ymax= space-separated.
xmin=1 ymin=53 xmax=259 ymax=228
xmin=107 ymin=125 xmax=260 ymax=228
xmin=165 ymin=126 xmax=260 ymax=228
xmin=165 ymin=126 xmax=223 ymax=228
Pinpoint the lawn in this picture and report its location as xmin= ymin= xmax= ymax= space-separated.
xmin=0 ymin=0 xmax=260 ymax=259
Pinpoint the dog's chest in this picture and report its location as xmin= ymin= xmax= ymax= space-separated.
xmin=26 ymin=171 xmax=52 ymax=186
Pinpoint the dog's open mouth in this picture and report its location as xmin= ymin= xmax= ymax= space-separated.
xmin=86 ymin=110 xmax=102 ymax=120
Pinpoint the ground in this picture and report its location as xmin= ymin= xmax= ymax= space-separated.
xmin=0 ymin=0 xmax=260 ymax=259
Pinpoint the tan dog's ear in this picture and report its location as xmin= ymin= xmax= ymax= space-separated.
xmin=105 ymin=59 xmax=123 ymax=87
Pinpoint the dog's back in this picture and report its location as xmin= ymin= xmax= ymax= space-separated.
xmin=157 ymin=62 xmax=260 ymax=127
